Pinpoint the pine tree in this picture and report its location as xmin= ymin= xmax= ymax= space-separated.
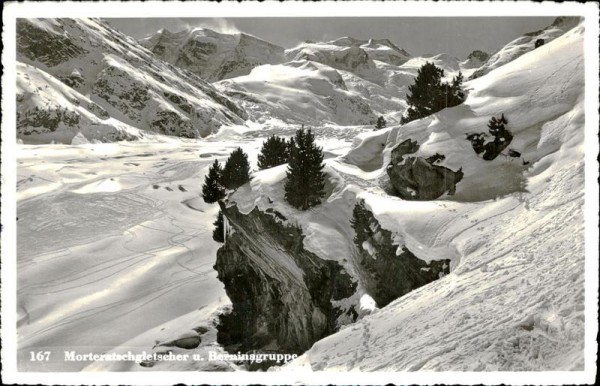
xmin=374 ymin=116 xmax=387 ymax=130
xmin=284 ymin=128 xmax=326 ymax=210
xmin=401 ymin=62 xmax=465 ymax=124
xmin=401 ymin=62 xmax=445 ymax=124
xmin=202 ymin=159 xmax=225 ymax=203
xmin=287 ymin=137 xmax=296 ymax=157
xmin=257 ymin=135 xmax=289 ymax=170
xmin=482 ymin=114 xmax=513 ymax=161
xmin=212 ymin=210 xmax=225 ymax=243
xmin=221 ymin=147 xmax=251 ymax=190
xmin=448 ymin=71 xmax=465 ymax=106
xmin=487 ymin=114 xmax=510 ymax=138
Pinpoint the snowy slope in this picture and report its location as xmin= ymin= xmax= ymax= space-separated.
xmin=16 ymin=18 xmax=247 ymax=143
xmin=216 ymin=60 xmax=377 ymax=126
xmin=16 ymin=140 xmax=241 ymax=371
xmin=140 ymin=27 xmax=286 ymax=82
xmin=17 ymin=62 xmax=147 ymax=144
xmin=12 ymin=15 xmax=588 ymax=375
xmin=470 ymin=16 xmax=581 ymax=79
xmin=281 ymin=21 xmax=586 ymax=372
xmin=282 ymin=37 xmax=477 ymax=122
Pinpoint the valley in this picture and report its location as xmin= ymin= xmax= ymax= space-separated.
xmin=12 ymin=15 xmax=589 ymax=374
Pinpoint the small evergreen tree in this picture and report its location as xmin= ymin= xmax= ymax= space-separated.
xmin=257 ymin=135 xmax=289 ymax=170
xmin=466 ymin=114 xmax=513 ymax=161
xmin=350 ymin=199 xmax=373 ymax=248
xmin=374 ymin=116 xmax=387 ymax=130
xmin=401 ymin=62 xmax=465 ymax=124
xmin=202 ymin=159 xmax=225 ymax=203
xmin=221 ymin=147 xmax=251 ymax=190
xmin=448 ymin=71 xmax=465 ymax=106
xmin=487 ymin=114 xmax=509 ymax=138
xmin=284 ymin=128 xmax=326 ymax=210
xmin=212 ymin=210 xmax=225 ymax=243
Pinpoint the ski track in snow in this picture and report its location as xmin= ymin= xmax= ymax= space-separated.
xmin=16 ymin=142 xmax=249 ymax=371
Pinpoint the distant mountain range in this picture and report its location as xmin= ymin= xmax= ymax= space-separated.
xmin=15 ymin=16 xmax=581 ymax=143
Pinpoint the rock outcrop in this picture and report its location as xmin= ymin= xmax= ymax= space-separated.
xmin=214 ymin=203 xmax=357 ymax=356
xmin=140 ymin=28 xmax=286 ymax=82
xmin=386 ymin=139 xmax=463 ymax=200
xmin=16 ymin=18 xmax=247 ymax=142
xmin=351 ymin=200 xmax=450 ymax=307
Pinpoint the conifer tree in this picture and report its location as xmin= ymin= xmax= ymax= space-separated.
xmin=374 ymin=116 xmax=387 ymax=130
xmin=401 ymin=62 xmax=445 ymax=124
xmin=202 ymin=159 xmax=225 ymax=204
xmin=401 ymin=62 xmax=466 ymax=124
xmin=284 ymin=128 xmax=326 ymax=210
xmin=487 ymin=113 xmax=509 ymax=138
xmin=448 ymin=71 xmax=465 ymax=106
xmin=221 ymin=147 xmax=251 ymax=190
xmin=257 ymin=135 xmax=289 ymax=170
xmin=212 ymin=210 xmax=225 ymax=243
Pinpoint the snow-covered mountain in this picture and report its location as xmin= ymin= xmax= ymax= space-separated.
xmin=215 ymin=36 xmax=477 ymax=126
xmin=286 ymin=37 xmax=411 ymax=70
xmin=216 ymin=60 xmax=378 ymax=126
xmin=140 ymin=27 xmax=286 ymax=82
xmin=14 ymin=14 xmax=589 ymax=375
xmin=16 ymin=18 xmax=247 ymax=143
xmin=470 ymin=16 xmax=581 ymax=79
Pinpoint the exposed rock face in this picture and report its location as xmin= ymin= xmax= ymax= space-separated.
xmin=463 ymin=50 xmax=490 ymax=69
xmin=386 ymin=139 xmax=463 ymax=200
xmin=467 ymin=50 xmax=490 ymax=63
xmin=17 ymin=19 xmax=88 ymax=67
xmin=214 ymin=204 xmax=357 ymax=355
xmin=140 ymin=28 xmax=286 ymax=82
xmin=16 ymin=18 xmax=247 ymax=142
xmin=351 ymin=200 xmax=450 ymax=307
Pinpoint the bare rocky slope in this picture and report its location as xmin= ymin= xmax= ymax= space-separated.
xmin=140 ymin=27 xmax=286 ymax=82
xmin=16 ymin=18 xmax=247 ymax=143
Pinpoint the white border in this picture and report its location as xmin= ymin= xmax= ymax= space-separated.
xmin=2 ymin=1 xmax=598 ymax=385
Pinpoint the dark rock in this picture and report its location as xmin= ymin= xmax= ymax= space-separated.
xmin=390 ymin=139 xmax=420 ymax=165
xmin=425 ymin=153 xmax=446 ymax=165
xmin=17 ymin=19 xmax=88 ymax=67
xmin=386 ymin=139 xmax=463 ymax=200
xmin=467 ymin=50 xmax=490 ymax=63
xmin=214 ymin=203 xmax=357 ymax=356
xmin=192 ymin=326 xmax=209 ymax=335
xmin=351 ymin=200 xmax=450 ymax=307
xmin=534 ymin=39 xmax=545 ymax=49
xmin=160 ymin=335 xmax=201 ymax=350
xmin=387 ymin=156 xmax=463 ymax=200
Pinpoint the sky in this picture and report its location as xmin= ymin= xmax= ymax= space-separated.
xmin=105 ymin=17 xmax=557 ymax=58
